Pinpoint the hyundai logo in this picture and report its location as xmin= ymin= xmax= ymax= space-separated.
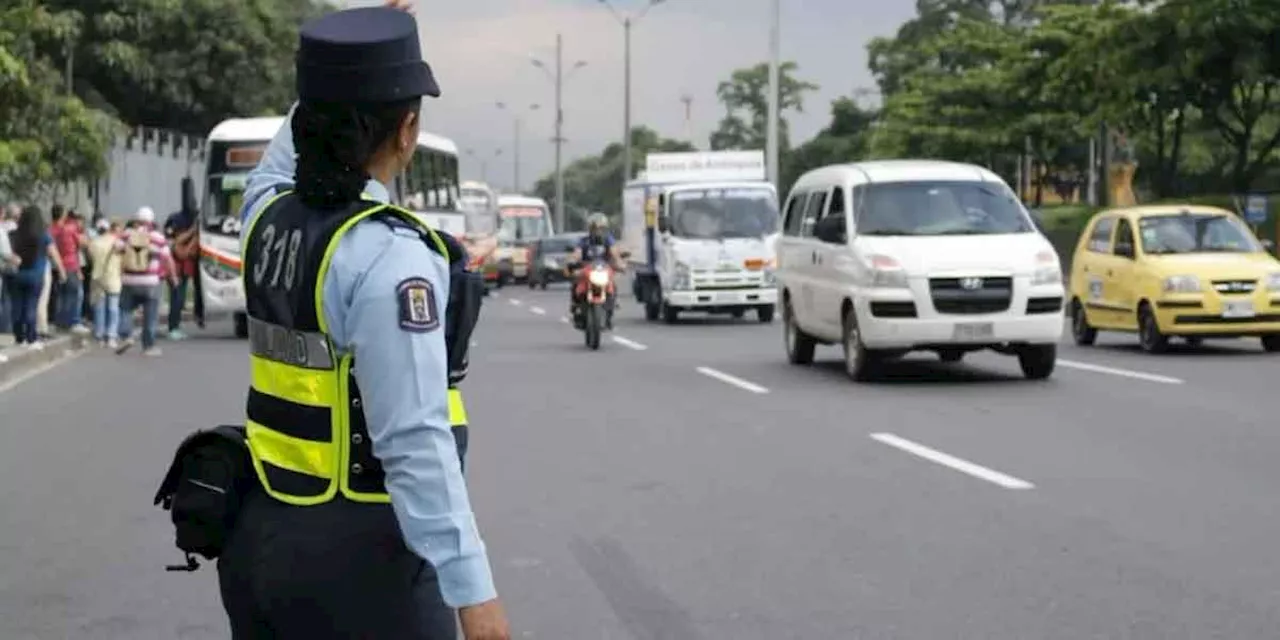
xmin=959 ymin=277 xmax=983 ymax=290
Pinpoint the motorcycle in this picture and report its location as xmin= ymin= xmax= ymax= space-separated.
xmin=571 ymin=259 xmax=617 ymax=350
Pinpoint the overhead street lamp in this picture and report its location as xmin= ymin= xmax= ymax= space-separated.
xmin=495 ymin=101 xmax=541 ymax=194
xmin=597 ymin=0 xmax=667 ymax=187
xmin=765 ymin=0 xmax=780 ymax=190
xmin=464 ymin=147 xmax=504 ymax=185
xmin=531 ymin=34 xmax=588 ymax=233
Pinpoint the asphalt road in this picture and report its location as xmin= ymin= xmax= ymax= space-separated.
xmin=4 ymin=279 xmax=1280 ymax=639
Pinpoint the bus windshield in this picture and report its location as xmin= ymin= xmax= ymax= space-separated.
xmin=204 ymin=173 xmax=248 ymax=236
xmin=668 ymin=186 xmax=778 ymax=239
xmin=497 ymin=206 xmax=551 ymax=242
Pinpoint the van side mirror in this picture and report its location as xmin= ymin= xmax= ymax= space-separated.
xmin=657 ymin=216 xmax=670 ymax=233
xmin=814 ymin=216 xmax=847 ymax=245
xmin=1114 ymin=241 xmax=1134 ymax=258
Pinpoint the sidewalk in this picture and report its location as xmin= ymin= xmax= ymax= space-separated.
xmin=0 ymin=332 xmax=89 ymax=388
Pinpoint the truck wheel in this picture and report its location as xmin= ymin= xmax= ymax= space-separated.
xmin=645 ymin=301 xmax=660 ymax=321
xmin=662 ymin=302 xmax=680 ymax=324
xmin=233 ymin=312 xmax=249 ymax=339
xmin=731 ymin=309 xmax=745 ymax=319
xmin=757 ymin=304 xmax=775 ymax=323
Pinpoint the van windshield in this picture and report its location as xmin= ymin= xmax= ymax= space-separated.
xmin=668 ymin=187 xmax=779 ymax=239
xmin=857 ymin=181 xmax=1034 ymax=236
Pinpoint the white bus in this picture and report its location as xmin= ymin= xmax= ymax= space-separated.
xmin=198 ymin=116 xmax=463 ymax=338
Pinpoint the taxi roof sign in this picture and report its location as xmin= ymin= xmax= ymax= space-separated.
xmin=643 ymin=151 xmax=765 ymax=184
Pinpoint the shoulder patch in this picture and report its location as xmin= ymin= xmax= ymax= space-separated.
xmin=396 ymin=277 xmax=440 ymax=333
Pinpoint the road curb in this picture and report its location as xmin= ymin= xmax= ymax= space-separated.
xmin=0 ymin=334 xmax=89 ymax=389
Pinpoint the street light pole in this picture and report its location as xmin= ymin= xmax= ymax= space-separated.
xmin=554 ymin=32 xmax=564 ymax=233
xmin=765 ymin=0 xmax=780 ymax=190
xmin=600 ymin=0 xmax=665 ymax=187
xmin=497 ymin=102 xmax=540 ymax=193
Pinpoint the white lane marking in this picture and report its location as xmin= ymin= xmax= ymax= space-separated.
xmin=560 ymin=316 xmax=569 ymax=323
xmin=530 ymin=306 xmax=546 ymax=315
xmin=870 ymin=432 xmax=1034 ymax=490
xmin=0 ymin=353 xmax=8 ymax=364
xmin=509 ymin=298 xmax=522 ymax=306
xmin=695 ymin=366 xmax=768 ymax=394
xmin=612 ymin=335 xmax=647 ymax=351
xmin=469 ymin=340 xmax=479 ymax=348
xmin=1057 ymin=359 xmax=1183 ymax=385
xmin=0 ymin=350 xmax=86 ymax=395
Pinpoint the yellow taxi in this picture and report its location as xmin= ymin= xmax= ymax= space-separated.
xmin=1068 ymin=205 xmax=1280 ymax=353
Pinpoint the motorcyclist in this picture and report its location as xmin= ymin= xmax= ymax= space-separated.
xmin=568 ymin=213 xmax=625 ymax=327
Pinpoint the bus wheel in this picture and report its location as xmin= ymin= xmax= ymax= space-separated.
xmin=234 ymin=312 xmax=249 ymax=339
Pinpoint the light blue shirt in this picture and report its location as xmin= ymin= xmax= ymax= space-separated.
xmin=238 ymin=104 xmax=496 ymax=608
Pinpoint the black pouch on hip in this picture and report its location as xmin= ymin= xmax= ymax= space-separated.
xmin=152 ymin=425 xmax=256 ymax=571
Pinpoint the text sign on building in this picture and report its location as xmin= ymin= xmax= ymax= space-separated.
xmin=644 ymin=151 xmax=766 ymax=184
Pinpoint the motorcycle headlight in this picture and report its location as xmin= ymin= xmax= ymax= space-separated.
xmin=1163 ymin=274 xmax=1201 ymax=293
xmin=588 ymin=269 xmax=610 ymax=287
xmin=865 ymin=254 xmax=908 ymax=289
xmin=1266 ymin=272 xmax=1280 ymax=291
xmin=1031 ymin=250 xmax=1062 ymax=285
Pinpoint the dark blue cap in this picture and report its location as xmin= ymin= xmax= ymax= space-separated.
xmin=296 ymin=7 xmax=441 ymax=103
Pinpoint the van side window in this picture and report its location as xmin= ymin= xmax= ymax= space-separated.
xmin=827 ymin=186 xmax=845 ymax=218
xmin=1087 ymin=217 xmax=1115 ymax=253
xmin=783 ymin=192 xmax=807 ymax=236
xmin=800 ymin=191 xmax=827 ymax=238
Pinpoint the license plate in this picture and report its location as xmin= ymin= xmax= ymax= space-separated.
xmin=953 ymin=322 xmax=994 ymax=340
xmin=1222 ymin=300 xmax=1255 ymax=318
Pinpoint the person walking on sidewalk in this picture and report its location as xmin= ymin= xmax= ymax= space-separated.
xmin=0 ymin=204 xmax=20 ymax=334
xmin=5 ymin=205 xmax=66 ymax=349
xmin=115 ymin=207 xmax=175 ymax=357
xmin=88 ymin=218 xmax=123 ymax=348
xmin=50 ymin=206 xmax=89 ymax=334
xmin=34 ymin=205 xmax=60 ymax=340
xmin=162 ymin=203 xmax=199 ymax=340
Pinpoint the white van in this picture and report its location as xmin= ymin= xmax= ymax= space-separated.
xmin=776 ymin=160 xmax=1065 ymax=381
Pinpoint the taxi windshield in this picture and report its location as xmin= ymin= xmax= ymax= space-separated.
xmin=668 ymin=187 xmax=779 ymax=239
xmin=1138 ymin=213 xmax=1261 ymax=254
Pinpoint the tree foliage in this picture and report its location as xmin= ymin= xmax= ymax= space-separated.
xmin=709 ymin=61 xmax=818 ymax=152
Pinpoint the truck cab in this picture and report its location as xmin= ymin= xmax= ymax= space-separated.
xmin=624 ymin=151 xmax=781 ymax=324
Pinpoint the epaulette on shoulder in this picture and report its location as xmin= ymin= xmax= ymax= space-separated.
xmin=370 ymin=210 xmax=466 ymax=266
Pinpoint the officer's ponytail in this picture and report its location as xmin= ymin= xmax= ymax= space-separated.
xmin=292 ymin=98 xmax=422 ymax=210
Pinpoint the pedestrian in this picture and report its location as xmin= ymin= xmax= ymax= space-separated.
xmin=50 ymin=205 xmax=87 ymax=332
xmin=88 ymin=218 xmax=123 ymax=348
xmin=78 ymin=211 xmax=96 ymax=324
xmin=217 ymin=3 xmax=508 ymax=639
xmin=35 ymin=205 xmax=59 ymax=339
xmin=162 ymin=199 xmax=199 ymax=340
xmin=0 ymin=204 xmax=20 ymax=334
xmin=4 ymin=205 xmax=66 ymax=349
xmin=115 ymin=206 xmax=175 ymax=356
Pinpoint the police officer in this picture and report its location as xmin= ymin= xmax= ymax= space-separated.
xmin=219 ymin=3 xmax=509 ymax=638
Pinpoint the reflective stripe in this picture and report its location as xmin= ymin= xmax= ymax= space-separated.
xmin=250 ymin=356 xmax=335 ymax=407
xmin=448 ymin=388 xmax=468 ymax=426
xmin=314 ymin=203 xmax=390 ymax=336
xmin=248 ymin=317 xmax=334 ymax=369
xmin=247 ymin=419 xmax=336 ymax=478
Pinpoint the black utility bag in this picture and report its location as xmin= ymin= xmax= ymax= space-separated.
xmin=153 ymin=425 xmax=256 ymax=571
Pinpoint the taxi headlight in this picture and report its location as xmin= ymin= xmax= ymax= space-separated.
xmin=1266 ymin=272 xmax=1280 ymax=291
xmin=588 ymin=269 xmax=610 ymax=287
xmin=866 ymin=254 xmax=908 ymax=289
xmin=1031 ymin=265 xmax=1062 ymax=285
xmin=1163 ymin=274 xmax=1201 ymax=293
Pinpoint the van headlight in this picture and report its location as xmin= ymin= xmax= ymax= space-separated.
xmin=669 ymin=262 xmax=692 ymax=290
xmin=865 ymin=254 xmax=908 ymax=289
xmin=1030 ymin=249 xmax=1061 ymax=285
xmin=1163 ymin=275 xmax=1201 ymax=293
xmin=588 ymin=268 xmax=611 ymax=287
xmin=1266 ymin=272 xmax=1280 ymax=291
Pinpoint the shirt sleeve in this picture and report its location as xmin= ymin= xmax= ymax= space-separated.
xmin=238 ymin=102 xmax=300 ymax=229
xmin=322 ymin=223 xmax=497 ymax=608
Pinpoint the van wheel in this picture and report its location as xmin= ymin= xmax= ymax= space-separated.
xmin=233 ymin=312 xmax=248 ymax=339
xmin=842 ymin=306 xmax=879 ymax=382
xmin=1262 ymin=335 xmax=1280 ymax=352
xmin=1018 ymin=344 xmax=1057 ymax=380
xmin=1071 ymin=299 xmax=1097 ymax=346
xmin=1137 ymin=302 xmax=1168 ymax=353
xmin=783 ymin=300 xmax=815 ymax=365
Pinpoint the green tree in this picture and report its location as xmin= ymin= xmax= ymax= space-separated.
xmin=782 ymin=97 xmax=877 ymax=194
xmin=532 ymin=126 xmax=694 ymax=229
xmin=0 ymin=0 xmax=116 ymax=199
xmin=708 ymin=61 xmax=818 ymax=152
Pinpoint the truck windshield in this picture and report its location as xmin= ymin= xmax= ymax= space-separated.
xmin=203 ymin=173 xmax=247 ymax=236
xmin=857 ymin=181 xmax=1033 ymax=236
xmin=668 ymin=187 xmax=778 ymax=239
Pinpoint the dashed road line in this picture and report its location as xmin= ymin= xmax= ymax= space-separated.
xmin=530 ymin=306 xmax=546 ymax=315
xmin=612 ymin=336 xmax=647 ymax=351
xmin=870 ymin=432 xmax=1034 ymax=490
xmin=695 ymin=366 xmax=769 ymax=394
xmin=509 ymin=298 xmax=522 ymax=306
xmin=1057 ymin=359 xmax=1183 ymax=385
xmin=560 ymin=316 xmax=569 ymax=323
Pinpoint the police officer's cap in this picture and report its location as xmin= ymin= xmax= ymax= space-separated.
xmin=297 ymin=7 xmax=441 ymax=103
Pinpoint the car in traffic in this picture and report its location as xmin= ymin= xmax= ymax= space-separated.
xmin=777 ymin=160 xmax=1065 ymax=381
xmin=527 ymin=232 xmax=585 ymax=289
xmin=1068 ymin=204 xmax=1280 ymax=353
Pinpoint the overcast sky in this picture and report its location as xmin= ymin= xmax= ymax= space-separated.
xmin=344 ymin=0 xmax=916 ymax=191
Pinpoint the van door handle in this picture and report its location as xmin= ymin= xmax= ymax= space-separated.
xmin=811 ymin=251 xmax=818 ymax=264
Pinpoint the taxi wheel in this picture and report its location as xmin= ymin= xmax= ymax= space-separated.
xmin=1071 ymin=299 xmax=1097 ymax=346
xmin=1138 ymin=302 xmax=1169 ymax=353
xmin=783 ymin=299 xmax=815 ymax=365
xmin=842 ymin=307 xmax=880 ymax=382
xmin=1262 ymin=335 xmax=1280 ymax=352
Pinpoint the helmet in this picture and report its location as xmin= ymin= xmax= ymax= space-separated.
xmin=587 ymin=213 xmax=608 ymax=236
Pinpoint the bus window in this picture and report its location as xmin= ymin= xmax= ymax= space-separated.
xmin=442 ymin=154 xmax=459 ymax=209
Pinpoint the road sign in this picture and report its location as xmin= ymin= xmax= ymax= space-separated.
xmin=1245 ymin=194 xmax=1268 ymax=224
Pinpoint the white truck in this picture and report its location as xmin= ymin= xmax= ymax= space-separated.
xmin=623 ymin=151 xmax=781 ymax=323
